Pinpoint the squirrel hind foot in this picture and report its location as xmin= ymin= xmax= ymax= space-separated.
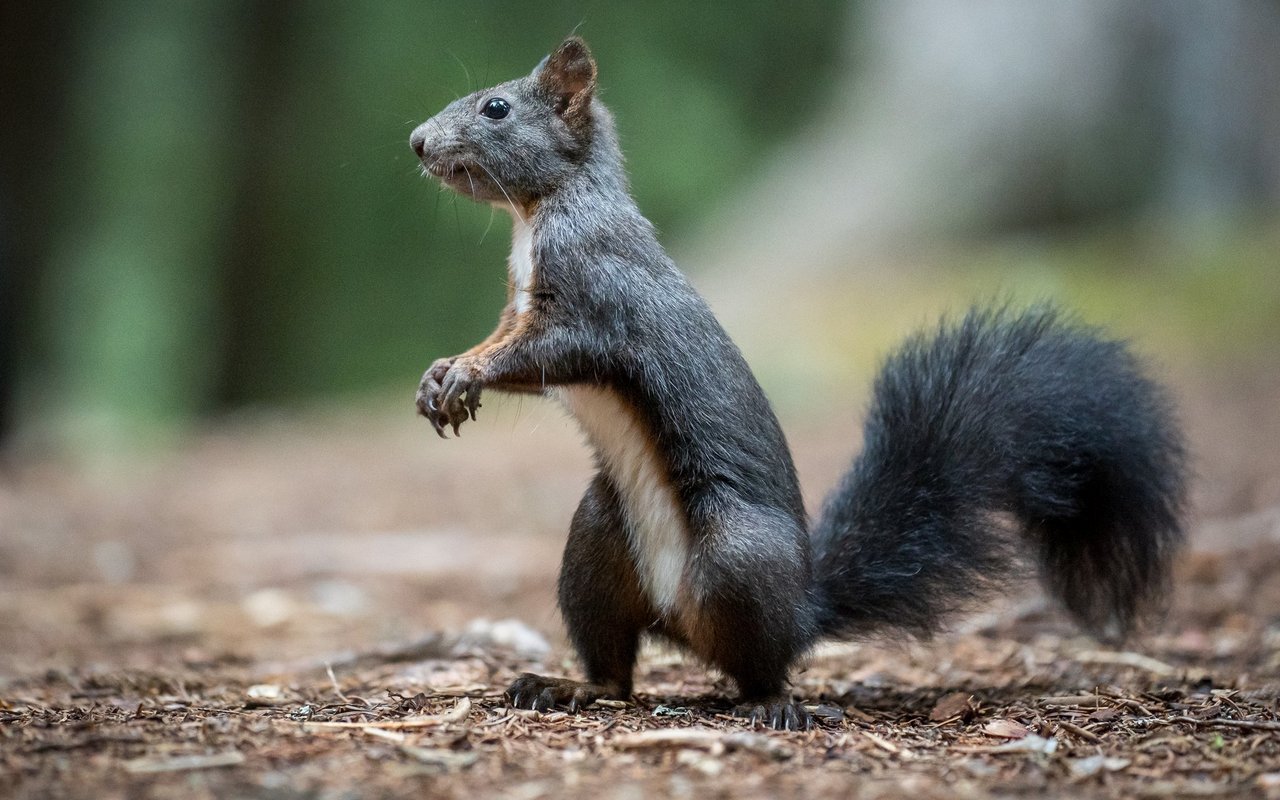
xmin=733 ymin=699 xmax=812 ymax=731
xmin=505 ymin=673 xmax=616 ymax=713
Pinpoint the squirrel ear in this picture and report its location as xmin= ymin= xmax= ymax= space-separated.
xmin=537 ymin=36 xmax=596 ymax=119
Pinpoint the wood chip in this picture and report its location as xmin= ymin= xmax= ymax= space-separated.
xmin=862 ymin=731 xmax=901 ymax=755
xmin=929 ymin=691 xmax=976 ymax=722
xmin=439 ymin=697 xmax=473 ymax=724
xmin=611 ymin=728 xmax=792 ymax=760
xmin=1041 ymin=694 xmax=1104 ymax=708
xmin=123 ymin=751 xmax=246 ymax=773
xmin=612 ymin=728 xmax=727 ymax=751
xmin=396 ymin=744 xmax=479 ymax=770
xmin=1075 ymin=651 xmax=1177 ymax=676
xmin=1067 ymin=755 xmax=1131 ymax=778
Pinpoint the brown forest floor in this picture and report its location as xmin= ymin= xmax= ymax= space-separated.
xmin=3 ymin=360 xmax=1280 ymax=799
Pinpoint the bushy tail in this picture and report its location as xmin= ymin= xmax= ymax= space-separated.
xmin=810 ymin=305 xmax=1187 ymax=640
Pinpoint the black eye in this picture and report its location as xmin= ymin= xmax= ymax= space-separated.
xmin=480 ymin=97 xmax=510 ymax=120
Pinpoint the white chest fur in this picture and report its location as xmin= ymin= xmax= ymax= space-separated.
xmin=509 ymin=218 xmax=535 ymax=314
xmin=556 ymin=386 xmax=691 ymax=615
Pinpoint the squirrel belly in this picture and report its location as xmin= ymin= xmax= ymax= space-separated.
xmin=508 ymin=217 xmax=536 ymax=315
xmin=553 ymin=384 xmax=692 ymax=616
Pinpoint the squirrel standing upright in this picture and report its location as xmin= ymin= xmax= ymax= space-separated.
xmin=409 ymin=37 xmax=1188 ymax=730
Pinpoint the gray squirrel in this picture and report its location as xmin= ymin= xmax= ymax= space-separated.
xmin=409 ymin=37 xmax=1187 ymax=730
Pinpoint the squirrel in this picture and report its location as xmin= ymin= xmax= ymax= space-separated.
xmin=408 ymin=36 xmax=1188 ymax=730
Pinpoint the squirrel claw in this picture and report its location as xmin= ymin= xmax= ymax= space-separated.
xmin=439 ymin=361 xmax=483 ymax=434
xmin=505 ymin=673 xmax=606 ymax=714
xmin=418 ymin=356 xmax=474 ymax=438
xmin=733 ymin=699 xmax=812 ymax=731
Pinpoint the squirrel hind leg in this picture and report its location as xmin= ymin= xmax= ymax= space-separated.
xmin=556 ymin=474 xmax=652 ymax=699
xmin=678 ymin=500 xmax=818 ymax=728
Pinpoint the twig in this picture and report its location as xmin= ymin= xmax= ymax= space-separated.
xmin=362 ymin=727 xmax=407 ymax=744
xmin=1041 ymin=695 xmax=1105 ymax=708
xmin=325 ymin=662 xmax=349 ymax=703
xmin=358 ymin=727 xmax=477 ymax=770
xmin=1170 ymin=716 xmax=1280 ymax=732
xmin=1056 ymin=720 xmax=1102 ymax=743
xmin=288 ymin=698 xmax=473 ymax=731
xmin=862 ymin=731 xmax=901 ymax=755
xmin=290 ymin=717 xmax=449 ymax=731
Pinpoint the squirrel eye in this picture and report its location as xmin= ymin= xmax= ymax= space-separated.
xmin=480 ymin=97 xmax=511 ymax=120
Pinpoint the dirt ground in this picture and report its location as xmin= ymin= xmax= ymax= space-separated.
xmin=3 ymin=360 xmax=1280 ymax=799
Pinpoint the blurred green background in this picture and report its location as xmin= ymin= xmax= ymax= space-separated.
xmin=2 ymin=1 xmax=1278 ymax=454
xmin=0 ymin=2 xmax=845 ymax=449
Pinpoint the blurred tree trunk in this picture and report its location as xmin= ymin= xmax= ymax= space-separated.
xmin=18 ymin=1 xmax=248 ymax=449
xmin=0 ymin=4 xmax=75 ymax=443
xmin=687 ymin=0 xmax=1280 ymax=277
xmin=212 ymin=0 xmax=300 ymax=408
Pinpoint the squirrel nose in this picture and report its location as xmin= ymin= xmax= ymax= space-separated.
xmin=410 ymin=133 xmax=427 ymax=160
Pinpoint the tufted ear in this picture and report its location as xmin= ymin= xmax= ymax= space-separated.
xmin=536 ymin=36 xmax=597 ymax=120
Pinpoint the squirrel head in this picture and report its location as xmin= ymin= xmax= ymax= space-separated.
xmin=410 ymin=36 xmax=599 ymax=210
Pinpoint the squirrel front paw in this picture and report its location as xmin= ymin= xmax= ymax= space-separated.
xmin=416 ymin=356 xmax=483 ymax=437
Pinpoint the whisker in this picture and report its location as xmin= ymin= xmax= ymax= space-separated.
xmin=462 ymin=163 xmax=477 ymax=198
xmin=445 ymin=49 xmax=473 ymax=94
xmin=473 ymin=160 xmax=525 ymax=224
xmin=452 ymin=182 xmax=464 ymax=243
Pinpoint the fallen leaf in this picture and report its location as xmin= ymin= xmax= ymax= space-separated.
xmin=982 ymin=719 xmax=1030 ymax=739
xmin=396 ymin=691 xmax=431 ymax=713
xmin=930 ymin=691 xmax=976 ymax=722
xmin=954 ymin=734 xmax=1058 ymax=755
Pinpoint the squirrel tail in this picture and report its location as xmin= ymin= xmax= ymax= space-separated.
xmin=810 ymin=305 xmax=1188 ymax=641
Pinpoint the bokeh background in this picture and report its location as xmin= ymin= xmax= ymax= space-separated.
xmin=2 ymin=1 xmax=1279 ymax=449
xmin=2 ymin=1 xmax=1280 ymax=674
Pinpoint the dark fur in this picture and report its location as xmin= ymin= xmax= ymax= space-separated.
xmin=810 ymin=306 xmax=1187 ymax=641
xmin=410 ymin=38 xmax=1188 ymax=726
